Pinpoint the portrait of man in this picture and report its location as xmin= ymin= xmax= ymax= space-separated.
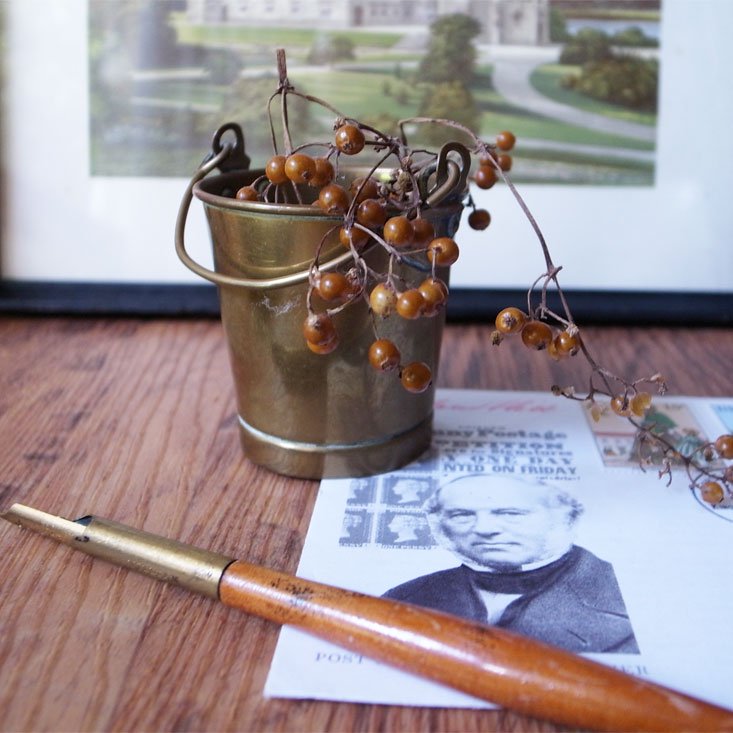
xmin=383 ymin=474 xmax=640 ymax=654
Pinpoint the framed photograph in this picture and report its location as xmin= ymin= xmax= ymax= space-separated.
xmin=1 ymin=0 xmax=731 ymax=320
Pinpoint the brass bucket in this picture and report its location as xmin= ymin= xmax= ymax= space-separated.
xmin=175 ymin=123 xmax=468 ymax=479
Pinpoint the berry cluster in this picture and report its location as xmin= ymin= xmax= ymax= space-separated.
xmin=493 ymin=301 xmax=732 ymax=502
xmin=630 ymin=426 xmax=733 ymax=508
xmin=231 ymin=52 xmax=510 ymax=396
xmin=493 ymin=306 xmax=581 ymax=359
xmin=696 ymin=435 xmax=733 ymax=505
xmin=228 ymin=51 xmax=732 ymax=502
xmin=494 ymin=306 xmax=653 ymax=417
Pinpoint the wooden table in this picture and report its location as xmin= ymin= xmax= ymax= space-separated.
xmin=1 ymin=316 xmax=731 ymax=732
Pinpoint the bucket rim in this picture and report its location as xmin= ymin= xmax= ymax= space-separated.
xmin=194 ymin=171 xmax=340 ymax=217
xmin=193 ymin=168 xmax=467 ymax=218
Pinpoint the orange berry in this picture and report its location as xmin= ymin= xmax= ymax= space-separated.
xmin=496 ymin=131 xmax=516 ymax=151
xmin=630 ymin=391 xmax=653 ymax=417
xmin=356 ymin=198 xmax=387 ymax=229
xmin=383 ymin=216 xmax=414 ymax=248
xmin=396 ymin=289 xmax=425 ymax=319
xmin=369 ymin=283 xmax=397 ymax=317
xmin=316 ymin=272 xmax=350 ymax=302
xmin=310 ymin=157 xmax=335 ymax=187
xmin=339 ymin=225 xmax=370 ymax=249
xmin=400 ymin=362 xmax=432 ymax=394
xmin=418 ymin=277 xmax=449 ymax=317
xmin=349 ymin=176 xmax=380 ymax=203
xmin=547 ymin=338 xmax=565 ymax=361
xmin=588 ymin=402 xmax=603 ymax=423
xmin=495 ymin=307 xmax=526 ymax=335
xmin=302 ymin=312 xmax=336 ymax=346
xmin=317 ymin=183 xmax=350 ymax=215
xmin=521 ymin=321 xmax=553 ymax=350
xmin=700 ymin=481 xmax=725 ymax=505
xmin=335 ymin=123 xmax=365 ymax=155
xmin=610 ymin=394 xmax=631 ymax=417
xmin=473 ymin=165 xmax=497 ymax=189
xmin=496 ymin=153 xmax=512 ymax=172
xmin=235 ymin=185 xmax=259 ymax=201
xmin=426 ymin=237 xmax=460 ymax=267
xmin=468 ymin=208 xmax=491 ymax=230
xmin=265 ymin=154 xmax=288 ymax=184
xmin=368 ymin=339 xmax=401 ymax=371
xmin=714 ymin=434 xmax=733 ymax=459
xmin=306 ymin=336 xmax=339 ymax=355
xmin=555 ymin=330 xmax=581 ymax=356
xmin=343 ymin=268 xmax=364 ymax=299
xmin=411 ymin=217 xmax=435 ymax=247
xmin=284 ymin=153 xmax=316 ymax=184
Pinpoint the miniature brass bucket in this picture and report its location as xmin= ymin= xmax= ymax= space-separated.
xmin=176 ymin=124 xmax=467 ymax=479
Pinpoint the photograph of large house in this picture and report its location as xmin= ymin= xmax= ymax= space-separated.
xmin=89 ymin=0 xmax=660 ymax=185
xmin=186 ymin=0 xmax=551 ymax=46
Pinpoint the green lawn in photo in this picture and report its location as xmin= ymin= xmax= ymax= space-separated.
xmin=172 ymin=16 xmax=401 ymax=50
xmin=476 ymin=98 xmax=654 ymax=152
xmin=135 ymin=80 xmax=229 ymax=107
xmin=292 ymin=67 xmax=652 ymax=153
xmin=559 ymin=7 xmax=660 ymax=21
xmin=513 ymin=145 xmax=653 ymax=183
xmin=294 ymin=70 xmax=419 ymax=122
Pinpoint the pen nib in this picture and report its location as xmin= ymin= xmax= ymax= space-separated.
xmin=0 ymin=503 xmax=88 ymax=543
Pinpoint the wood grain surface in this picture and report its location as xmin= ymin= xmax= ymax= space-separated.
xmin=0 ymin=316 xmax=731 ymax=733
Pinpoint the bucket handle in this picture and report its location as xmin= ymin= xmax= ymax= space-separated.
xmin=420 ymin=141 xmax=471 ymax=208
xmin=175 ymin=141 xmax=360 ymax=289
xmin=175 ymin=137 xmax=466 ymax=290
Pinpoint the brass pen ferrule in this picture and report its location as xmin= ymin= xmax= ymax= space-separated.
xmin=1 ymin=504 xmax=233 ymax=598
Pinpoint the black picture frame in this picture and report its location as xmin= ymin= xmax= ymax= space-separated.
xmin=1 ymin=279 xmax=730 ymax=326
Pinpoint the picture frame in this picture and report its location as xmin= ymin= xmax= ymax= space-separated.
xmin=1 ymin=0 xmax=731 ymax=323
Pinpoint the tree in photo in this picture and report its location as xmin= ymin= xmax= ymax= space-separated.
xmin=306 ymin=35 xmax=356 ymax=65
xmin=417 ymin=82 xmax=481 ymax=147
xmin=416 ymin=13 xmax=482 ymax=147
xmin=564 ymin=56 xmax=658 ymax=112
xmin=559 ymin=28 xmax=613 ymax=65
xmin=418 ymin=13 xmax=482 ymax=87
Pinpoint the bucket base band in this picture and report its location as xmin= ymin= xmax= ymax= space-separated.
xmin=236 ymin=412 xmax=434 ymax=479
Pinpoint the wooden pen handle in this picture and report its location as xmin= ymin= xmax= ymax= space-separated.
xmin=220 ymin=560 xmax=733 ymax=732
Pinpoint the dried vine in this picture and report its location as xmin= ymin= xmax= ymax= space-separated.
xmin=233 ymin=51 xmax=732 ymax=505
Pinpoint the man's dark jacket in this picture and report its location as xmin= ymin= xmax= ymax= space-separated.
xmin=383 ymin=546 xmax=639 ymax=654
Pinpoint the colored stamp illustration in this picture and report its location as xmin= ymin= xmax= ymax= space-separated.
xmin=585 ymin=401 xmax=717 ymax=468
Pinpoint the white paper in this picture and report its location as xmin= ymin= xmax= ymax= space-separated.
xmin=265 ymin=389 xmax=733 ymax=709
